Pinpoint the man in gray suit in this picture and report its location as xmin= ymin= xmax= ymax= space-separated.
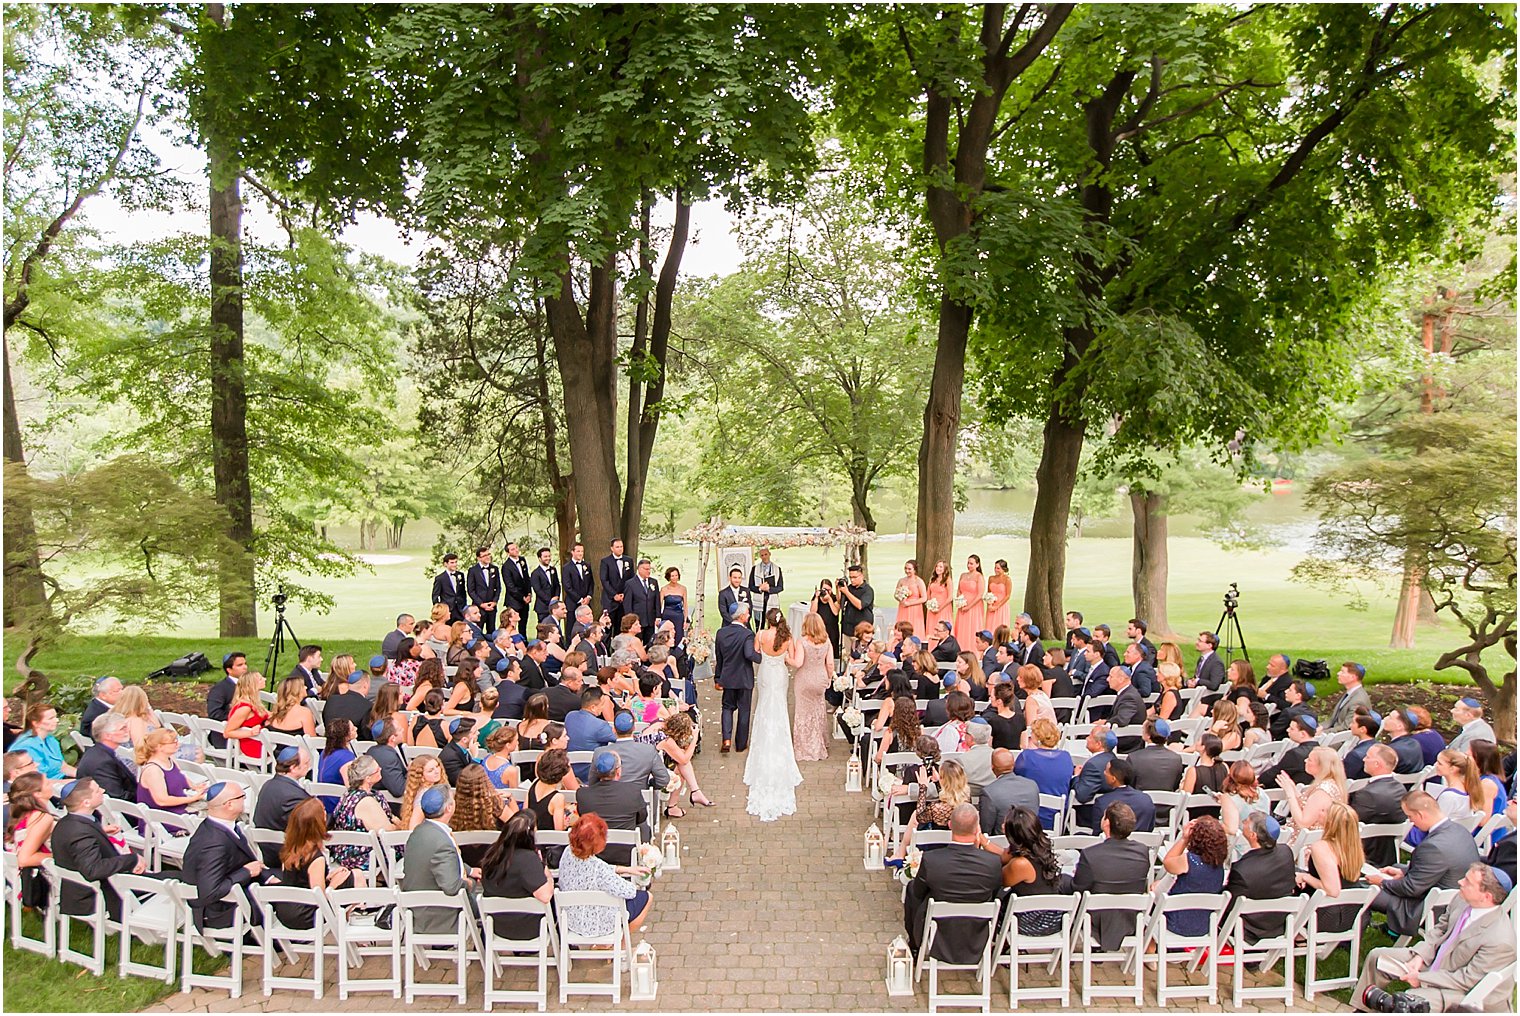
xmin=1354 ymin=862 xmax=1516 ymax=1013
xmin=978 ymin=749 xmax=1040 ymax=834
xmin=574 ymin=750 xmax=649 ymax=863
xmin=607 ymin=710 xmax=670 ymax=792
xmin=1326 ymin=661 xmax=1373 ymax=733
xmin=1367 ymin=790 xmax=1482 ymax=936
xmin=366 ymin=719 xmax=408 ymax=798
xmin=959 ymin=720 xmax=996 ymax=795
xmin=401 ymin=787 xmax=478 ymax=933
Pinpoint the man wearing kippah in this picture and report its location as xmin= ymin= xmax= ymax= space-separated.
xmin=253 ymin=746 xmax=312 ymax=865
xmin=1226 ymin=812 xmax=1297 ymax=941
xmin=401 ymin=787 xmax=479 ymax=932
xmin=572 ymin=750 xmax=648 ymax=863
xmin=182 ymin=782 xmax=268 ymax=930
xmin=1448 ymin=697 xmax=1497 ymax=754
xmin=1327 ymin=660 xmax=1373 ymax=733
xmin=1260 ymin=713 xmax=1321 ymax=786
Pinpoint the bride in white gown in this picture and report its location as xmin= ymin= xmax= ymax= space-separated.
xmin=744 ymin=608 xmax=806 ymax=822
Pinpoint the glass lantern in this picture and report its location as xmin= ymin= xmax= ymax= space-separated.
xmin=885 ymin=934 xmax=914 ymax=996
xmin=845 ymin=754 xmax=863 ymax=792
xmin=630 ymin=939 xmax=658 ymax=1000
xmin=661 ymin=823 xmax=681 ymax=870
xmin=863 ymin=822 xmax=885 ymax=868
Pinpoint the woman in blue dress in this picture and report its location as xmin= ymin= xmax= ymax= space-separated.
xmin=1159 ymin=816 xmax=1229 ymax=937
xmin=659 ymin=566 xmax=688 ymax=643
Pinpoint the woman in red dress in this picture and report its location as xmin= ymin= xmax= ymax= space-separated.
xmin=223 ymin=670 xmax=270 ymax=762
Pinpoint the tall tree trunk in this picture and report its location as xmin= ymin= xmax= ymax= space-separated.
xmin=1130 ymin=490 xmax=1170 ymax=637
xmin=206 ymin=3 xmax=257 ymax=638
xmin=622 ymin=195 xmax=653 ymax=559
xmin=546 ymin=256 xmax=620 ymax=597
xmin=2 ymin=333 xmax=48 ymax=628
xmin=533 ymin=307 xmax=576 ymax=561
xmin=621 ymin=195 xmax=690 ymax=558
xmin=850 ymin=470 xmax=878 ymax=578
xmin=1394 ymin=294 xmax=1451 ymax=645
xmin=915 ymin=295 xmax=969 ymax=581
xmin=1024 ymin=411 xmax=1084 ymax=632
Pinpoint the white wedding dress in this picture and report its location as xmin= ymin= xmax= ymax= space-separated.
xmin=744 ymin=649 xmax=804 ymax=822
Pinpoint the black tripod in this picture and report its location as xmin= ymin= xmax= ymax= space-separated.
xmin=1216 ymin=584 xmax=1249 ymax=664
xmin=263 ymin=594 xmax=302 ymax=691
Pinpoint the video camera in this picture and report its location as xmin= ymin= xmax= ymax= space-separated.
xmin=1222 ymin=582 xmax=1239 ymax=611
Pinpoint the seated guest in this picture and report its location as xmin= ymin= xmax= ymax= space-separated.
xmin=1259 ymin=713 xmax=1320 ymax=786
xmin=398 ymin=756 xmax=448 ymax=831
xmin=1066 ymin=802 xmax=1150 ymax=950
xmin=1180 ymin=733 xmax=1227 ymax=802
xmin=1277 ymin=745 xmax=1348 ymax=847
xmin=317 ymin=718 xmax=358 ymax=793
xmin=76 ymin=714 xmax=137 ymax=802
xmin=559 ymin=811 xmax=652 ymax=935
xmin=322 ymin=668 xmax=373 ymax=736
xmin=1014 ymin=719 xmax=1073 ymax=829
xmin=1223 ymin=658 xmax=1259 ymax=708
xmin=1351 ymin=744 xmax=1411 ymax=867
xmin=135 ymin=728 xmax=207 ymax=822
xmin=903 ymin=758 xmax=971 ymax=857
xmin=1226 ymin=813 xmax=1297 ymax=941
xmin=10 ymin=701 xmax=73 ymax=779
xmin=1121 ymin=642 xmax=1157 ymax=699
xmin=1406 ymin=706 xmax=1446 ymax=766
xmin=222 ymin=670 xmax=269 ymax=764
xmin=1326 ymin=661 xmax=1371 ymax=733
xmin=6 ymin=772 xmax=54 ymax=893
xmin=1092 ymin=757 xmax=1156 ymax=833
xmin=545 ymin=665 xmax=585 ymax=722
xmin=266 ymin=676 xmax=317 ymax=737
xmin=1487 ymin=798 xmax=1517 ymax=884
xmin=575 ymin=750 xmax=649 ymax=863
xmin=401 ymin=787 xmax=479 ymax=932
xmin=1019 ymin=665 xmax=1055 ymax=729
xmin=1040 ymin=648 xmax=1076 ymax=703
xmin=1406 ymin=748 xmax=1487 ymax=845
xmin=985 ymin=682 xmax=1024 ymax=750
xmin=874 ymin=695 xmax=923 ymax=766
xmin=1366 ymin=790 xmax=1482 ymax=937
xmin=1342 ymin=710 xmax=1381 ymax=780
xmin=270 ymin=798 xmax=357 ymax=929
xmin=978 ymin=748 xmax=1038 ymax=835
xmin=51 ymin=777 xmax=146 ymax=921
xmin=366 ymin=720 xmax=408 ymax=799
xmin=480 ymin=725 xmax=521 ymax=791
xmin=330 ymin=756 xmax=396 ymax=875
xmin=490 ymin=658 xmax=529 ymax=720
xmin=1380 ymin=708 xmax=1428 ymax=774
xmin=921 ymin=676 xmax=956 ymax=727
xmin=479 ymin=809 xmax=554 ymax=939
xmin=1469 ymin=740 xmax=1510 ymax=820
xmin=182 ymin=782 xmax=269 ymax=929
xmin=78 ymin=677 xmax=124 ymax=740
xmin=1128 ymin=718 xmax=1185 ymax=792
xmin=439 ymin=717 xmax=477 ymax=786
xmin=1105 ymin=665 xmax=1146 ymax=749
xmin=1217 ymin=761 xmax=1270 ymax=860
xmin=609 ymin=710 xmax=671 ymax=792
xmin=1154 ymin=662 xmax=1185 ymax=722
xmin=1353 ymin=862 xmax=1516 ymax=1014
xmin=959 ymin=719 xmax=996 ymax=794
xmin=1448 ymin=696 xmax=1497 ymax=754
xmin=1296 ymin=802 xmax=1371 ymax=934
xmin=1197 ymin=698 xmax=1244 ymax=752
xmin=370 ymin=682 xmax=412 ymax=747
xmin=1268 ymin=679 xmax=1314 ymax=741
xmin=452 ymin=763 xmax=514 ymax=867
xmin=986 ymin=806 xmax=1065 ymax=935
xmin=1072 ymin=726 xmax=1118 ymax=827
xmin=1159 ymin=815 xmax=1229 ymax=937
xmin=110 ymin=685 xmax=199 ymax=763
xmin=253 ymin=746 xmax=313 ymax=866
xmin=903 ymin=803 xmax=1003 ymax=958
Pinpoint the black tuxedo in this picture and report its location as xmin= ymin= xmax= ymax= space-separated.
xmin=368 ymin=744 xmax=408 ymax=799
xmin=1126 ymin=660 xmax=1157 ymax=699
xmin=714 ymin=621 xmax=761 ymax=749
xmin=431 ymin=568 xmax=467 ymax=621
xmin=182 ymin=819 xmax=267 ymax=930
xmin=623 ymin=573 xmax=659 ymax=632
xmin=205 ymin=676 xmax=237 ymax=749
xmin=562 ymin=558 xmax=594 ymax=608
xmin=79 ymin=698 xmax=111 ymax=740
xmin=599 ymin=553 xmax=633 ymax=626
xmin=1193 ymin=651 xmax=1226 ymax=691
xmin=251 ymin=774 xmax=312 ymax=865
xmin=500 ymin=555 xmax=532 ymax=628
xmin=288 ymin=663 xmax=322 ymax=699
xmin=1350 ymin=775 xmax=1409 ymax=867
xmin=518 ymin=656 xmax=547 ymax=691
xmin=440 ymin=741 xmax=472 ymax=786
xmin=717 ymin=584 xmax=753 ymax=626
xmin=51 ymin=812 xmax=139 ymax=920
xmin=1067 ymin=837 xmax=1150 ymax=950
xmin=903 ymin=842 xmax=1004 ymax=958
xmin=1016 ymin=640 xmax=1044 ymax=669
xmin=492 ymin=680 xmax=528 ymax=720
xmin=530 ymin=563 xmax=561 ymax=621
xmin=76 ymin=743 xmax=137 ymax=801
xmin=467 ymin=561 xmax=503 ymax=630
xmin=1388 ymin=734 xmax=1426 ymax=774
xmin=1108 ymin=685 xmax=1147 ymax=748
xmin=1226 ymin=843 xmax=1297 ymax=940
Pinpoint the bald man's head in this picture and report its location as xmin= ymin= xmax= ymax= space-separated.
xmin=991 ymin=748 xmax=1015 ymax=776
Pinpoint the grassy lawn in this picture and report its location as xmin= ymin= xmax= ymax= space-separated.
xmin=2 ymin=910 xmax=226 ymax=1012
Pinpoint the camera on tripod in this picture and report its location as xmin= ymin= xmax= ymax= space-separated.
xmin=1222 ymin=582 xmax=1240 ymax=611
xmin=272 ymin=586 xmax=289 ymax=610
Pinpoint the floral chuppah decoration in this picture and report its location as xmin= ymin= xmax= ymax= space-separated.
xmin=679 ymin=517 xmax=877 ymax=638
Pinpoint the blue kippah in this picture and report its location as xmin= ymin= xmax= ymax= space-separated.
xmin=1406 ymin=709 xmax=1419 ymax=726
xmin=614 ymin=712 xmax=634 ymax=734
xmin=276 ymin=745 xmax=300 ymax=763
xmin=466 ymin=639 xmax=480 ymax=650
xmin=1368 ymin=710 xmax=1383 ymax=726
xmin=59 ymin=780 xmax=78 ymax=800
xmin=1078 ymin=627 xmax=1091 ymax=637
xmin=1263 ymin=816 xmax=1282 ymax=840
xmin=207 ymin=781 xmax=229 ymax=802
xmin=1027 ymin=624 xmax=1041 ymax=638
xmin=1495 ymin=869 xmax=1515 ymax=894
xmin=495 ymin=658 xmax=510 ymax=673
xmin=1303 ymin=681 xmax=1316 ymax=698
xmin=526 ymin=639 xmax=543 ymax=650
xmin=1282 ymin=654 xmax=1292 ymax=668
xmin=943 ymin=673 xmax=958 ymax=688
xmin=448 ymin=717 xmax=462 ymax=734
xmin=347 ymin=670 xmax=365 ymax=683
xmin=511 ymin=634 xmax=525 ymax=644
xmin=369 ymin=655 xmax=386 ymax=669
xmin=1460 ymin=697 xmax=1482 ymax=709
xmin=222 ymin=653 xmax=236 ymax=667
xmin=1154 ymin=718 xmax=1171 ymax=738
xmin=977 ymin=630 xmax=993 ymax=642
xmin=1102 ymin=731 xmax=1118 ymax=750
xmin=419 ymin=787 xmax=446 ymax=817
xmin=370 ymin=721 xmax=386 ymax=740
xmin=1353 ymin=663 xmax=1366 ymax=679
xmin=594 ymin=751 xmax=619 ymax=775
xmin=970 ymin=716 xmax=990 ymax=726
xmin=1299 ymin=714 xmax=1319 ymax=732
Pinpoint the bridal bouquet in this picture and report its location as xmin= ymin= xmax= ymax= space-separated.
xmin=952 ymin=594 xmax=967 ymax=609
xmin=632 ymin=842 xmax=665 ymax=887
xmin=982 ymin=591 xmax=996 ymax=606
xmin=894 ymin=585 xmax=908 ymax=603
xmin=840 ymin=705 xmax=864 ymax=733
xmin=925 ymin=597 xmax=940 ymax=614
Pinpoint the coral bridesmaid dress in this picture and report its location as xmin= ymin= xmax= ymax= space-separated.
xmin=953 ymin=572 xmax=987 ymax=647
xmin=985 ymin=572 xmax=1012 ymax=634
xmin=896 ymin=577 xmax=928 ymax=639
xmin=926 ymin=579 xmax=953 ymax=635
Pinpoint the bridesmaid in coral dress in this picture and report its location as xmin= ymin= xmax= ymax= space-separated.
xmin=953 ymin=555 xmax=988 ymax=647
xmin=985 ymin=558 xmax=1013 ymax=634
xmin=895 ymin=559 xmax=929 ymax=640
xmin=925 ymin=560 xmax=954 ymax=636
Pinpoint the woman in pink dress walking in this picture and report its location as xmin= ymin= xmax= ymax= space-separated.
xmin=953 ymin=555 xmax=988 ymax=648
xmin=791 ymin=612 xmax=836 ymax=762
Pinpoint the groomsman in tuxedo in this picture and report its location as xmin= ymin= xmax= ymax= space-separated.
xmin=748 ymin=547 xmax=784 ymax=622
xmin=431 ymin=553 xmax=467 ymax=622
xmin=718 ymin=567 xmax=752 ymax=626
xmin=467 ymin=546 xmax=503 ymax=632
xmin=500 ymin=541 xmax=533 ymax=630
xmin=599 ymin=538 xmax=633 ymax=631
xmin=623 ymin=558 xmax=659 ymax=633
xmin=530 ymin=546 xmax=561 ymax=624
xmin=562 ymin=542 xmax=594 ymax=613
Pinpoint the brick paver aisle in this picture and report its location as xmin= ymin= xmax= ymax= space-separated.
xmin=151 ymin=679 xmax=1350 ymax=1013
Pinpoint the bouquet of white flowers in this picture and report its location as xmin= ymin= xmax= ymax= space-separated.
xmin=632 ymin=842 xmax=665 ymax=887
xmin=925 ymin=597 xmax=940 ymax=614
xmin=952 ymin=594 xmax=967 ymax=609
xmin=840 ymin=705 xmax=864 ymax=732
xmin=832 ymin=671 xmax=853 ymax=693
xmin=982 ymin=591 xmax=996 ymax=606
xmin=896 ymin=845 xmax=923 ymax=885
xmin=687 ymin=632 xmax=712 ymax=664
xmin=894 ymin=585 xmax=908 ymax=603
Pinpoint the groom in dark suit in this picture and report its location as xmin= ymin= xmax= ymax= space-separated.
xmin=623 ymin=558 xmax=659 ymax=633
xmin=714 ymin=602 xmax=761 ymax=754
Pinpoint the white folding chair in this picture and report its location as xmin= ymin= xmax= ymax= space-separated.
xmin=1146 ymin=891 xmax=1228 ymax=1003
xmin=398 ymin=888 xmax=479 ymax=1002
xmin=177 ymin=882 xmax=261 ymax=998
xmin=188 ymin=716 xmax=235 ymax=766
xmin=109 ymin=872 xmax=181 ymax=982
xmin=478 ymin=896 xmax=559 ymax=1011
xmin=252 ymin=883 xmax=329 ymax=999
xmin=1037 ymin=794 xmax=1066 ymax=835
xmin=555 ymin=889 xmax=632 ymax=1002
xmin=536 ymin=831 xmax=570 ymax=878
xmin=1075 ymin=892 xmax=1149 ymax=1004
xmin=1297 ymin=886 xmax=1380 ymax=999
xmin=324 ymin=830 xmax=382 ymax=884
xmin=1395 ymin=886 xmax=1461 ymax=948
xmin=994 ymin=893 xmax=1078 ymax=1007
xmin=45 ymin=859 xmax=113 ymax=975
xmin=1461 ymin=960 xmax=1518 ymax=1011
xmin=143 ymin=808 xmax=200 ymax=872
xmin=375 ymin=829 xmax=410 ymax=886
xmin=1476 ymin=813 xmax=1515 ymax=854
xmin=99 ymin=798 xmax=152 ymax=863
xmin=69 ymin=730 xmax=95 ymax=753
xmin=915 ymin=899 xmax=1000 ymax=1013
xmin=326 ymin=886 xmax=402 ymax=999
xmin=1217 ymin=895 xmax=1307 ymax=1007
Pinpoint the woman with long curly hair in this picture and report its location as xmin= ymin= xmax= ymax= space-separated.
xmin=1159 ymin=815 xmax=1229 ymax=935
xmin=398 ymin=754 xmax=447 ymax=830
xmin=651 ymin=712 xmax=714 ymax=813
xmin=452 ymin=763 xmax=514 ymax=866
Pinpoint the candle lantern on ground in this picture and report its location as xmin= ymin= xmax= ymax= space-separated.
xmin=846 ymin=754 xmax=863 ymax=792
xmin=863 ymin=823 xmax=885 ymax=868
xmin=885 ymin=935 xmax=914 ymax=996
xmin=630 ymin=939 xmax=658 ymax=1000
xmin=661 ymin=823 xmax=681 ymax=870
